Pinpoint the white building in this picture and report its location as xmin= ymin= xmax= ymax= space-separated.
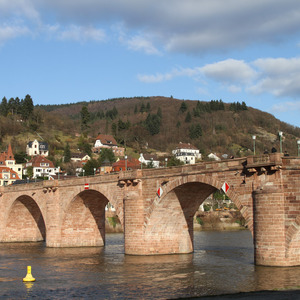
xmin=0 ymin=144 xmax=23 ymax=180
xmin=139 ymin=153 xmax=160 ymax=168
xmin=208 ymin=153 xmax=221 ymax=161
xmin=26 ymin=139 xmax=49 ymax=157
xmin=172 ymin=142 xmax=202 ymax=164
xmin=70 ymin=153 xmax=91 ymax=162
xmin=93 ymin=134 xmax=124 ymax=157
xmin=24 ymin=156 xmax=60 ymax=179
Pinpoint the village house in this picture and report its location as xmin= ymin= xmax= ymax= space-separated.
xmin=208 ymin=153 xmax=221 ymax=161
xmin=112 ymin=157 xmax=140 ymax=172
xmin=98 ymin=159 xmax=113 ymax=175
xmin=26 ymin=139 xmax=49 ymax=157
xmin=0 ymin=144 xmax=23 ymax=180
xmin=93 ymin=134 xmax=124 ymax=157
xmin=172 ymin=142 xmax=202 ymax=164
xmin=70 ymin=152 xmax=91 ymax=162
xmin=139 ymin=153 xmax=160 ymax=168
xmin=0 ymin=167 xmax=21 ymax=186
xmin=23 ymin=155 xmax=60 ymax=179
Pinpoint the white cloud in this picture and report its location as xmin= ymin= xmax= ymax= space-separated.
xmin=57 ymin=25 xmax=106 ymax=42
xmin=35 ymin=0 xmax=300 ymax=54
xmin=249 ymin=57 xmax=300 ymax=97
xmin=2 ymin=1 xmax=300 ymax=53
xmin=137 ymin=67 xmax=201 ymax=83
xmin=200 ymin=59 xmax=257 ymax=84
xmin=123 ymin=35 xmax=160 ymax=55
xmin=0 ymin=24 xmax=30 ymax=45
xmin=271 ymin=101 xmax=300 ymax=113
xmin=228 ymin=85 xmax=242 ymax=93
xmin=0 ymin=0 xmax=40 ymax=21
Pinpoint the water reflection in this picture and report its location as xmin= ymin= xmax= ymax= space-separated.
xmin=0 ymin=231 xmax=299 ymax=299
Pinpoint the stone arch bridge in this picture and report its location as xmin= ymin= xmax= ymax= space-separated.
xmin=0 ymin=153 xmax=300 ymax=267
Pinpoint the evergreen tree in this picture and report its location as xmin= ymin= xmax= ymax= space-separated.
xmin=99 ymin=148 xmax=116 ymax=164
xmin=22 ymin=94 xmax=34 ymax=120
xmin=0 ymin=97 xmax=8 ymax=117
xmin=64 ymin=143 xmax=71 ymax=163
xmin=134 ymin=104 xmax=138 ymax=114
xmin=179 ymin=102 xmax=188 ymax=113
xmin=140 ymin=103 xmax=146 ymax=113
xmin=80 ymin=106 xmax=90 ymax=131
xmin=157 ymin=107 xmax=162 ymax=119
xmin=83 ymin=159 xmax=100 ymax=176
xmin=168 ymin=156 xmax=184 ymax=166
xmin=146 ymin=102 xmax=151 ymax=112
xmin=189 ymin=124 xmax=203 ymax=139
xmin=185 ymin=111 xmax=192 ymax=122
xmin=145 ymin=113 xmax=161 ymax=135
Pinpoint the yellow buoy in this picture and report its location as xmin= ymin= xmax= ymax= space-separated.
xmin=23 ymin=266 xmax=35 ymax=282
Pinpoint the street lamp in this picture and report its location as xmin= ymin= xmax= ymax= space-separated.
xmin=297 ymin=140 xmax=300 ymax=156
xmin=279 ymin=131 xmax=283 ymax=153
xmin=165 ymin=157 xmax=168 ymax=167
xmin=82 ymin=169 xmax=85 ymax=177
xmin=125 ymin=155 xmax=127 ymax=171
xmin=252 ymin=135 xmax=256 ymax=155
xmin=94 ymin=168 xmax=96 ymax=176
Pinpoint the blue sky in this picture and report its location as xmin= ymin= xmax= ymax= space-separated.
xmin=1 ymin=1 xmax=300 ymax=127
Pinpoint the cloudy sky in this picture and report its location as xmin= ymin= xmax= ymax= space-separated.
xmin=1 ymin=0 xmax=300 ymax=127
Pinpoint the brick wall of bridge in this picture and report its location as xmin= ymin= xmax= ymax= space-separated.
xmin=0 ymin=154 xmax=300 ymax=266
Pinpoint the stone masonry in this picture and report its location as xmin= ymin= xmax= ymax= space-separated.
xmin=0 ymin=153 xmax=300 ymax=266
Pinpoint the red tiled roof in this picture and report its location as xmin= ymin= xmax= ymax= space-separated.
xmin=27 ymin=155 xmax=55 ymax=168
xmin=95 ymin=134 xmax=117 ymax=146
xmin=0 ymin=144 xmax=15 ymax=165
xmin=0 ymin=166 xmax=21 ymax=180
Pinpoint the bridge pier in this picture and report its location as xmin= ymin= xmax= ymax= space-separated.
xmin=124 ymin=191 xmax=146 ymax=255
xmin=253 ymin=185 xmax=287 ymax=266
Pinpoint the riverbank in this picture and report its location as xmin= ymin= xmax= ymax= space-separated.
xmin=105 ymin=210 xmax=246 ymax=233
xmin=177 ymin=289 xmax=300 ymax=299
xmin=194 ymin=210 xmax=246 ymax=231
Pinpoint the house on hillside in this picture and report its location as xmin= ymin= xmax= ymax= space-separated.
xmin=208 ymin=153 xmax=221 ymax=161
xmin=26 ymin=139 xmax=49 ymax=157
xmin=23 ymin=155 xmax=60 ymax=179
xmin=0 ymin=144 xmax=23 ymax=179
xmin=70 ymin=152 xmax=91 ymax=162
xmin=172 ymin=142 xmax=202 ymax=164
xmin=139 ymin=153 xmax=160 ymax=168
xmin=0 ymin=166 xmax=21 ymax=186
xmin=93 ymin=134 xmax=124 ymax=157
xmin=112 ymin=158 xmax=140 ymax=172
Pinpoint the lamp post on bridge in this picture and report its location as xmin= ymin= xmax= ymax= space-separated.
xmin=252 ymin=135 xmax=256 ymax=155
xmin=297 ymin=140 xmax=300 ymax=157
xmin=125 ymin=155 xmax=127 ymax=171
xmin=279 ymin=131 xmax=283 ymax=153
xmin=94 ymin=168 xmax=96 ymax=176
xmin=165 ymin=157 xmax=168 ymax=167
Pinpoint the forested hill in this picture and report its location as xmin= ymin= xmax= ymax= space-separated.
xmin=1 ymin=95 xmax=300 ymax=159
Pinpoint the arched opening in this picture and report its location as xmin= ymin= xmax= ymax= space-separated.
xmin=3 ymin=196 xmax=46 ymax=242
xmin=145 ymin=182 xmax=216 ymax=254
xmin=60 ymin=189 xmax=119 ymax=247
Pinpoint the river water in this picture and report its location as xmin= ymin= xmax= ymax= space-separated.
xmin=1 ymin=230 xmax=300 ymax=299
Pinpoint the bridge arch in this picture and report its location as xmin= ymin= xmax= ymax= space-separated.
xmin=2 ymin=195 xmax=46 ymax=242
xmin=60 ymin=189 xmax=116 ymax=247
xmin=143 ymin=174 xmax=251 ymax=254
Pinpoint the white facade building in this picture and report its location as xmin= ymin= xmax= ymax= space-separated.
xmin=139 ymin=153 xmax=160 ymax=168
xmin=26 ymin=139 xmax=49 ymax=157
xmin=172 ymin=142 xmax=202 ymax=164
xmin=24 ymin=156 xmax=60 ymax=179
